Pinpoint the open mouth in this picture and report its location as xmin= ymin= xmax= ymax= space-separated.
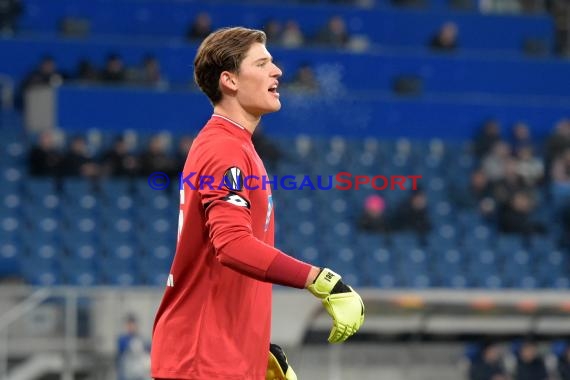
xmin=268 ymin=84 xmax=279 ymax=95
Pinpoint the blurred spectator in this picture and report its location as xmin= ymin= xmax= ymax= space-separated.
xmin=138 ymin=134 xmax=177 ymax=177
xmin=101 ymin=136 xmax=139 ymax=177
xmin=314 ymin=16 xmax=350 ymax=48
xmin=28 ymin=130 xmax=62 ymax=177
xmin=559 ymin=344 xmax=570 ymax=380
xmin=287 ymin=63 xmax=320 ymax=92
xmin=0 ymin=0 xmax=22 ymax=34
xmin=519 ymin=0 xmax=545 ymax=13
xmin=482 ymin=141 xmax=511 ymax=182
xmin=474 ymin=119 xmax=503 ymax=158
xmin=60 ymin=136 xmax=100 ymax=178
xmin=469 ymin=342 xmax=508 ymax=380
xmin=186 ymin=12 xmax=212 ymax=41
xmin=128 ymin=55 xmax=167 ymax=87
xmin=449 ymin=0 xmax=474 ymax=10
xmin=390 ymin=190 xmax=432 ymax=235
xmin=514 ymin=341 xmax=548 ymax=380
xmin=550 ymin=0 xmax=570 ymax=56
xmin=497 ymin=191 xmax=545 ymax=235
xmin=551 ymin=147 xmax=570 ymax=207
xmin=479 ymin=0 xmax=522 ymax=13
xmin=511 ymin=122 xmax=533 ymax=153
xmin=21 ymin=55 xmax=64 ymax=92
xmin=429 ymin=21 xmax=459 ymax=52
xmin=545 ymin=118 xmax=570 ymax=169
xmin=176 ymin=135 xmax=194 ymax=172
xmin=263 ymin=19 xmax=282 ymax=45
xmin=451 ymin=169 xmax=496 ymax=218
xmin=117 ymin=314 xmax=150 ymax=380
xmin=252 ymin=127 xmax=283 ymax=171
xmin=391 ymin=0 xmax=426 ymax=7
xmin=491 ymin=158 xmax=529 ymax=207
xmin=516 ymin=145 xmax=544 ymax=187
xmin=357 ymin=194 xmax=388 ymax=233
xmin=101 ymin=54 xmax=126 ymax=83
xmin=75 ymin=59 xmax=99 ymax=83
xmin=281 ymin=20 xmax=304 ymax=48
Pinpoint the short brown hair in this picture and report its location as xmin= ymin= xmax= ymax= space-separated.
xmin=194 ymin=27 xmax=267 ymax=105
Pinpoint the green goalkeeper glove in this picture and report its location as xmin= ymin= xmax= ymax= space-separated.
xmin=307 ymin=268 xmax=365 ymax=343
xmin=266 ymin=343 xmax=297 ymax=380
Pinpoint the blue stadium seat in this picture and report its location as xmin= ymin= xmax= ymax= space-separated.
xmin=463 ymin=234 xmax=491 ymax=252
xmin=0 ymin=243 xmax=21 ymax=278
xmin=292 ymin=219 xmax=318 ymax=245
xmin=530 ymin=235 xmax=556 ymax=252
xmin=477 ymin=273 xmax=505 ymax=289
xmin=495 ymin=235 xmax=524 ymax=252
xmin=20 ymin=254 xmax=62 ymax=286
xmin=99 ymin=179 xmax=134 ymax=198
xmin=61 ymin=178 xmax=97 ymax=199
xmin=391 ymin=233 xmax=421 ymax=252
xmin=363 ymin=247 xmax=397 ymax=287
xmin=398 ymin=248 xmax=431 ymax=288
xmin=457 ymin=210 xmax=484 ymax=228
xmin=60 ymin=255 xmax=99 ymax=286
xmin=98 ymin=256 xmax=137 ymax=286
xmin=71 ymin=193 xmax=101 ymax=212
xmin=0 ymin=181 xmax=23 ymax=200
xmin=296 ymin=245 xmax=323 ymax=265
xmin=23 ymin=178 xmax=57 ymax=198
xmin=22 ymin=204 xmax=59 ymax=228
xmin=356 ymin=234 xmax=388 ymax=253
xmin=26 ymin=217 xmax=63 ymax=246
xmin=61 ymin=204 xmax=98 ymax=226
xmin=426 ymin=232 xmax=456 ymax=252
xmin=139 ymin=253 xmax=172 ymax=286
xmin=0 ymin=215 xmax=24 ymax=242
xmin=468 ymin=249 xmax=504 ymax=288
xmin=510 ymin=275 xmax=539 ymax=289
xmin=432 ymin=248 xmax=468 ymax=288
xmin=502 ymin=250 xmax=532 ymax=287
xmin=135 ymin=193 xmax=175 ymax=218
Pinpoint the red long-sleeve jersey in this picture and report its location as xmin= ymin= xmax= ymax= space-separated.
xmin=151 ymin=115 xmax=312 ymax=380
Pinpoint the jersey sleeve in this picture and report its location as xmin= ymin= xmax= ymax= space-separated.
xmin=197 ymin=138 xmax=311 ymax=288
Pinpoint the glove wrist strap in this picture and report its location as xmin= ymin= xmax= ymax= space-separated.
xmin=307 ymin=268 xmax=341 ymax=299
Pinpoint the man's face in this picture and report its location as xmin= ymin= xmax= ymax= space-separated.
xmin=233 ymin=43 xmax=282 ymax=117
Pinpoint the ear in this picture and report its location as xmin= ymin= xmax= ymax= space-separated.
xmin=220 ymin=71 xmax=238 ymax=92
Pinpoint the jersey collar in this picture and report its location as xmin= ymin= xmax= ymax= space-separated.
xmin=212 ymin=114 xmax=246 ymax=131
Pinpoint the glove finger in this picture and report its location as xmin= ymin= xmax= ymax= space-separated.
xmin=329 ymin=323 xmax=347 ymax=343
xmin=337 ymin=324 xmax=355 ymax=343
xmin=286 ymin=366 xmax=298 ymax=380
xmin=328 ymin=323 xmax=339 ymax=343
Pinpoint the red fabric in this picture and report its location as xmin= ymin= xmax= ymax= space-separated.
xmin=266 ymin=250 xmax=312 ymax=289
xmin=151 ymin=116 xmax=310 ymax=380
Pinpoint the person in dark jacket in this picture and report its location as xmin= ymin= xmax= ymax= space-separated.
xmin=515 ymin=341 xmax=548 ymax=380
xmin=101 ymin=136 xmax=139 ymax=177
xmin=28 ymin=130 xmax=62 ymax=177
xmin=469 ymin=342 xmax=508 ymax=380
xmin=60 ymin=136 xmax=100 ymax=178
xmin=391 ymin=190 xmax=432 ymax=236
xmin=559 ymin=344 xmax=570 ymax=380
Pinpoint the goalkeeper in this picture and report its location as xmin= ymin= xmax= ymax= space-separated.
xmin=151 ymin=26 xmax=364 ymax=380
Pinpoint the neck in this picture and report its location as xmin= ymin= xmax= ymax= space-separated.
xmin=213 ymin=103 xmax=260 ymax=135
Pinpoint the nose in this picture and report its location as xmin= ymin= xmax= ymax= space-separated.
xmin=271 ymin=62 xmax=282 ymax=78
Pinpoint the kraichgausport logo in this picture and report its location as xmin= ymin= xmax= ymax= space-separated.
xmin=146 ymin=172 xmax=422 ymax=191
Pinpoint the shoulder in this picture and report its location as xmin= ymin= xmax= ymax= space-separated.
xmin=194 ymin=133 xmax=249 ymax=158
